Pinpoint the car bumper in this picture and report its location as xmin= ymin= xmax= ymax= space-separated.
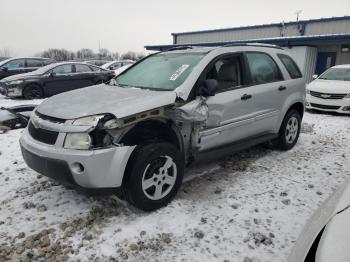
xmin=20 ymin=127 xmax=135 ymax=188
xmin=0 ymin=83 xmax=23 ymax=97
xmin=306 ymin=94 xmax=350 ymax=114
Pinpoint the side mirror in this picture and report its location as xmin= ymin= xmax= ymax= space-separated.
xmin=199 ymin=79 xmax=218 ymax=97
xmin=312 ymin=74 xmax=318 ymax=80
xmin=1 ymin=67 xmax=8 ymax=72
xmin=49 ymin=72 xmax=56 ymax=77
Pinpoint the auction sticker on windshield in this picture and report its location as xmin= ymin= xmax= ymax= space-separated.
xmin=169 ymin=64 xmax=190 ymax=81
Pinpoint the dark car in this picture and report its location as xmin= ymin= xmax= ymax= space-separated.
xmin=0 ymin=57 xmax=55 ymax=80
xmin=0 ymin=62 xmax=115 ymax=99
xmin=83 ymin=59 xmax=112 ymax=66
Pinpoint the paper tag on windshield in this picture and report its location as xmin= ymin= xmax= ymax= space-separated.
xmin=169 ymin=64 xmax=190 ymax=81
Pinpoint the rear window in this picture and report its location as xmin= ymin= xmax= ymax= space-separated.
xmin=278 ymin=54 xmax=302 ymax=79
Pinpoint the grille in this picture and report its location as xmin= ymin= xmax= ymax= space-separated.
xmin=310 ymin=91 xmax=347 ymax=99
xmin=28 ymin=121 xmax=58 ymax=145
xmin=310 ymin=103 xmax=340 ymax=110
xmin=35 ymin=111 xmax=66 ymax=124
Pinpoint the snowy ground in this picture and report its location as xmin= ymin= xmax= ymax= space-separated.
xmin=0 ymin=95 xmax=349 ymax=262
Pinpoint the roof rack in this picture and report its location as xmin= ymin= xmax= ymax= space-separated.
xmin=223 ymin=43 xmax=283 ymax=50
xmin=167 ymin=46 xmax=193 ymax=51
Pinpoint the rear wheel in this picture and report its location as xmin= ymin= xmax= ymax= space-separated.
xmin=122 ymin=143 xmax=184 ymax=211
xmin=23 ymin=84 xmax=43 ymax=99
xmin=275 ymin=109 xmax=301 ymax=150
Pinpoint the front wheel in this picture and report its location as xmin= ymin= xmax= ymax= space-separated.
xmin=275 ymin=109 xmax=301 ymax=150
xmin=23 ymin=84 xmax=43 ymax=99
xmin=122 ymin=143 xmax=184 ymax=211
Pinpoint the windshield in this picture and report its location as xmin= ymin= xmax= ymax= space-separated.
xmin=319 ymin=68 xmax=350 ymax=81
xmin=113 ymin=52 xmax=205 ymax=91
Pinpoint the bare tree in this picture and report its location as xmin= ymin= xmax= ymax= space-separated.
xmin=0 ymin=47 xmax=13 ymax=57
xmin=76 ymin=48 xmax=95 ymax=59
xmin=98 ymin=48 xmax=111 ymax=59
xmin=40 ymin=49 xmax=74 ymax=61
xmin=112 ymin=51 xmax=120 ymax=60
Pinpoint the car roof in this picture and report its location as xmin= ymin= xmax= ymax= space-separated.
xmin=332 ymin=64 xmax=350 ymax=69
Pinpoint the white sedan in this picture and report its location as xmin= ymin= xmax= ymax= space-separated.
xmin=306 ymin=65 xmax=350 ymax=114
xmin=288 ymin=181 xmax=350 ymax=262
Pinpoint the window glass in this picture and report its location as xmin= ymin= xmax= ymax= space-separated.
xmin=43 ymin=59 xmax=55 ymax=66
xmin=110 ymin=63 xmax=122 ymax=70
xmin=90 ymin=66 xmax=101 ymax=72
xmin=75 ymin=64 xmax=92 ymax=73
xmin=319 ymin=68 xmax=350 ymax=81
xmin=52 ymin=64 xmax=73 ymax=75
xmin=115 ymin=53 xmax=205 ymax=91
xmin=27 ymin=59 xmax=43 ymax=68
xmin=4 ymin=59 xmax=25 ymax=69
xmin=246 ymin=52 xmax=283 ymax=84
xmin=206 ymin=56 xmax=241 ymax=92
xmin=278 ymin=54 xmax=302 ymax=79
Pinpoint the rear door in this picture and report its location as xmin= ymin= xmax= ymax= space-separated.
xmin=25 ymin=59 xmax=44 ymax=73
xmin=243 ymin=52 xmax=287 ymax=134
xmin=74 ymin=64 xmax=96 ymax=88
xmin=0 ymin=59 xmax=26 ymax=79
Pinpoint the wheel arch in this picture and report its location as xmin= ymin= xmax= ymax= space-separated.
xmin=23 ymin=82 xmax=44 ymax=97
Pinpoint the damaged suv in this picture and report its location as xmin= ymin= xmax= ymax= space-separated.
xmin=20 ymin=44 xmax=305 ymax=211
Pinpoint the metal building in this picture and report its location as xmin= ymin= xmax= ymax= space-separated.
xmin=145 ymin=16 xmax=350 ymax=82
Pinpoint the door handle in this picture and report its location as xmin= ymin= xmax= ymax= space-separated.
xmin=278 ymin=86 xmax=287 ymax=91
xmin=241 ymin=94 xmax=252 ymax=100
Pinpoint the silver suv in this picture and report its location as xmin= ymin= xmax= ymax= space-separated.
xmin=20 ymin=44 xmax=305 ymax=211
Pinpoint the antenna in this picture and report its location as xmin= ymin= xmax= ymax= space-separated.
xmin=295 ymin=10 xmax=302 ymax=21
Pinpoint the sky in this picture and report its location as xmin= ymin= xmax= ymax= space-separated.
xmin=0 ymin=0 xmax=349 ymax=56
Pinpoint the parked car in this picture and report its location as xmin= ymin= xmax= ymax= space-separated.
xmin=306 ymin=65 xmax=350 ymax=114
xmin=0 ymin=57 xmax=55 ymax=80
xmin=113 ymin=64 xmax=133 ymax=77
xmin=84 ymin=59 xmax=112 ymax=66
xmin=20 ymin=44 xmax=305 ymax=211
xmin=288 ymin=181 xmax=350 ymax=262
xmin=0 ymin=62 xmax=114 ymax=99
xmin=101 ymin=60 xmax=135 ymax=71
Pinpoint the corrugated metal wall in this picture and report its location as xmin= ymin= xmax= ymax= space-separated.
xmin=175 ymin=19 xmax=350 ymax=44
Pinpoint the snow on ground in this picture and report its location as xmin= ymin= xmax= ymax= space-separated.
xmin=0 ymin=95 xmax=350 ymax=261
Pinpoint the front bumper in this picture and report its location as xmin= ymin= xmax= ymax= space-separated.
xmin=0 ymin=82 xmax=23 ymax=97
xmin=306 ymin=94 xmax=350 ymax=114
xmin=20 ymin=127 xmax=135 ymax=188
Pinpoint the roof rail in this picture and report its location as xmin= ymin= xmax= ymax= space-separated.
xmin=223 ymin=43 xmax=283 ymax=50
xmin=167 ymin=46 xmax=193 ymax=51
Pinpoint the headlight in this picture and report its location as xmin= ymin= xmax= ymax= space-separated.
xmin=7 ymin=80 xmax=24 ymax=85
xmin=72 ymin=115 xmax=105 ymax=126
xmin=72 ymin=114 xmax=119 ymax=129
xmin=64 ymin=133 xmax=91 ymax=150
xmin=306 ymin=89 xmax=310 ymax=94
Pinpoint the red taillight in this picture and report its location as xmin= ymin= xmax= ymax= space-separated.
xmin=111 ymin=71 xmax=116 ymax=77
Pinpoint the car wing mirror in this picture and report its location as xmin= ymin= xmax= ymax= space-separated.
xmin=1 ymin=67 xmax=8 ymax=72
xmin=199 ymin=79 xmax=218 ymax=97
xmin=49 ymin=72 xmax=56 ymax=77
xmin=312 ymin=74 xmax=318 ymax=80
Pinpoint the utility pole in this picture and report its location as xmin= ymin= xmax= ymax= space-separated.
xmin=295 ymin=10 xmax=302 ymax=22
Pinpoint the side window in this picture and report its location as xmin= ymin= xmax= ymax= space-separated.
xmin=4 ymin=59 xmax=25 ymax=69
xmin=90 ymin=66 xmax=101 ymax=72
xmin=246 ymin=52 xmax=283 ymax=84
xmin=52 ymin=65 xmax=73 ymax=75
xmin=110 ymin=63 xmax=122 ymax=70
xmin=206 ymin=55 xmax=242 ymax=92
xmin=75 ymin=64 xmax=92 ymax=73
xmin=43 ymin=59 xmax=55 ymax=66
xmin=26 ymin=59 xmax=43 ymax=68
xmin=278 ymin=54 xmax=302 ymax=79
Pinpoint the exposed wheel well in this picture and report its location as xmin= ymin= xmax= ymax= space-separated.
xmin=120 ymin=119 xmax=181 ymax=151
xmin=288 ymin=102 xmax=304 ymax=119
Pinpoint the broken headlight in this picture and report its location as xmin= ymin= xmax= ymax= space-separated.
xmin=66 ymin=114 xmax=119 ymax=150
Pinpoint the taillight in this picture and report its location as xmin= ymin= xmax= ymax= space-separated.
xmin=111 ymin=71 xmax=116 ymax=77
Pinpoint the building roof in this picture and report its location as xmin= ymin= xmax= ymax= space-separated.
xmin=145 ymin=33 xmax=350 ymax=51
xmin=171 ymin=16 xmax=350 ymax=36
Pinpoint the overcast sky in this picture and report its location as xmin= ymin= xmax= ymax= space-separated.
xmin=1 ymin=0 xmax=349 ymax=56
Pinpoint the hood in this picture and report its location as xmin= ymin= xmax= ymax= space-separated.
xmin=1 ymin=71 xmax=41 ymax=82
xmin=307 ymin=79 xmax=350 ymax=94
xmin=36 ymin=84 xmax=177 ymax=120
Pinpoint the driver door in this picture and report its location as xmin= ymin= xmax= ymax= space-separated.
xmin=199 ymin=54 xmax=258 ymax=152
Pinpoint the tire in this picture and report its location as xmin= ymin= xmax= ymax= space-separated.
xmin=23 ymin=84 xmax=43 ymax=99
xmin=122 ymin=142 xmax=184 ymax=211
xmin=275 ymin=109 xmax=301 ymax=150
